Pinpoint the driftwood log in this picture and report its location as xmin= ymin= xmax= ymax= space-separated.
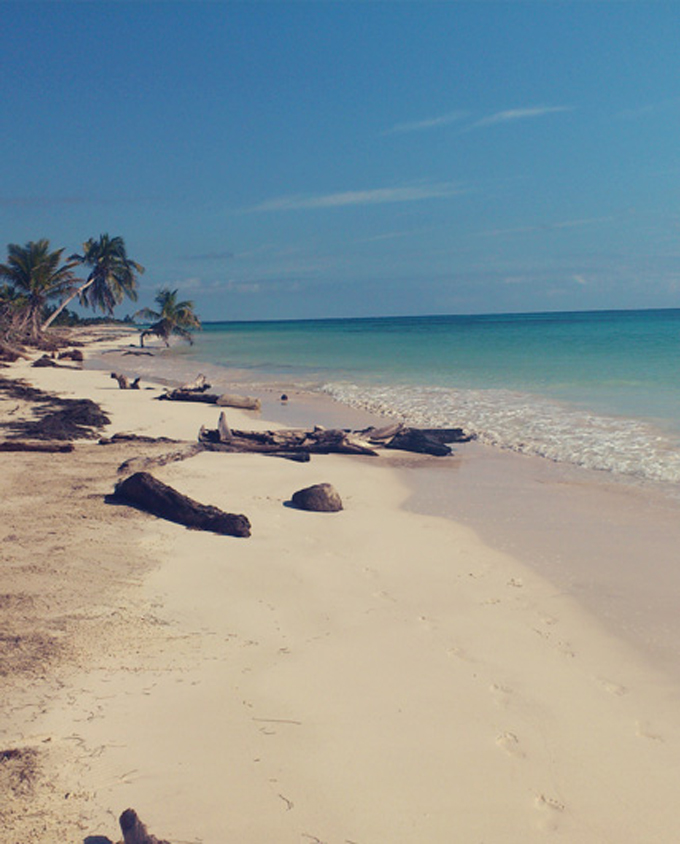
xmin=119 ymin=808 xmax=170 ymax=844
xmin=117 ymin=443 xmax=205 ymax=475
xmin=0 ymin=440 xmax=74 ymax=453
xmin=158 ymin=389 xmax=261 ymax=410
xmin=360 ymin=423 xmax=473 ymax=456
xmin=57 ymin=348 xmax=84 ymax=362
xmin=114 ymin=471 xmax=251 ymax=537
xmin=32 ymin=355 xmax=62 ymax=368
xmin=99 ymin=433 xmax=184 ymax=445
xmin=180 ymin=373 xmax=211 ymax=392
xmin=111 ymin=372 xmax=141 ymax=390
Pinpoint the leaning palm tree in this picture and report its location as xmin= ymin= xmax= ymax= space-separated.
xmin=135 ymin=287 xmax=201 ymax=347
xmin=43 ymin=233 xmax=144 ymax=329
xmin=0 ymin=240 xmax=79 ymax=342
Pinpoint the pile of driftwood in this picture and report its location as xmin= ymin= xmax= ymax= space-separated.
xmin=199 ymin=414 xmax=472 ymax=458
xmin=103 ymin=411 xmax=473 ymax=537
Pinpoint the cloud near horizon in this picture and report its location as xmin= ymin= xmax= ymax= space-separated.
xmin=250 ymin=182 xmax=463 ymax=212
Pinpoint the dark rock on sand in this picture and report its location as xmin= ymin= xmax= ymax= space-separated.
xmin=291 ymin=482 xmax=343 ymax=512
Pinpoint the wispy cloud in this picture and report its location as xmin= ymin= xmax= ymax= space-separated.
xmin=383 ymin=111 xmax=468 ymax=135
xmin=469 ymin=105 xmax=573 ymax=131
xmin=250 ymin=182 xmax=463 ymax=213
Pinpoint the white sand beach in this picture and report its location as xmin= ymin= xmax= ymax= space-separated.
xmin=3 ymin=333 xmax=680 ymax=843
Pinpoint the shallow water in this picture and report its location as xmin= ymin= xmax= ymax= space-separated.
xmin=167 ymin=309 xmax=680 ymax=490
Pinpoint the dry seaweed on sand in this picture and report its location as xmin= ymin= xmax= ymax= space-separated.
xmin=0 ymin=376 xmax=110 ymax=440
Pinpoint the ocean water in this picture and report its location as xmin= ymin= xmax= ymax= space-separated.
xmin=172 ymin=309 xmax=680 ymax=487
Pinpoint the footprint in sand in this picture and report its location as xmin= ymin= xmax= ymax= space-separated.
xmin=599 ymin=678 xmax=628 ymax=697
xmin=534 ymin=794 xmax=565 ymax=831
xmin=490 ymin=682 xmax=513 ymax=709
xmin=636 ymin=721 xmax=664 ymax=742
xmin=496 ymin=731 xmax=525 ymax=758
xmin=447 ymin=645 xmax=473 ymax=663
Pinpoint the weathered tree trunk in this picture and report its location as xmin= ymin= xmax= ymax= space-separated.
xmin=158 ymin=390 xmax=260 ymax=409
xmin=119 ymin=808 xmax=170 ymax=844
xmin=114 ymin=471 xmax=251 ymax=537
xmin=99 ymin=433 xmax=184 ymax=445
xmin=0 ymin=440 xmax=74 ymax=453
xmin=215 ymin=393 xmax=261 ymax=410
xmin=158 ymin=389 xmax=218 ymax=404
xmin=117 ymin=443 xmax=205 ymax=475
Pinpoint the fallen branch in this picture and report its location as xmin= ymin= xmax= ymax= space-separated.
xmin=99 ymin=432 xmax=183 ymax=445
xmin=113 ymin=471 xmax=251 ymax=537
xmin=117 ymin=443 xmax=205 ymax=475
xmin=158 ymin=389 xmax=261 ymax=410
xmin=0 ymin=440 xmax=74 ymax=453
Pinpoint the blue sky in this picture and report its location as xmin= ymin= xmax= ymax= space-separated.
xmin=2 ymin=1 xmax=680 ymax=321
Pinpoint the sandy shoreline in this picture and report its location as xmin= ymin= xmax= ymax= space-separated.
xmin=3 ymin=329 xmax=680 ymax=842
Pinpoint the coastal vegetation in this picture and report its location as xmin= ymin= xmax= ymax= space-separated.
xmin=0 ymin=234 xmax=202 ymax=352
xmin=135 ymin=287 xmax=201 ymax=347
xmin=42 ymin=234 xmax=144 ymax=330
xmin=0 ymin=240 xmax=79 ymax=343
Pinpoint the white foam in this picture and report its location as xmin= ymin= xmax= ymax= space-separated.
xmin=323 ymin=382 xmax=680 ymax=485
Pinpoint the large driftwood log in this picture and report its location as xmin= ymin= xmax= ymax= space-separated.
xmin=0 ymin=440 xmax=74 ymax=453
xmin=215 ymin=393 xmax=261 ymax=410
xmin=119 ymin=808 xmax=170 ymax=844
xmin=158 ymin=389 xmax=261 ymax=410
xmin=113 ymin=471 xmax=251 ymax=537
xmin=360 ymin=423 xmax=473 ymax=456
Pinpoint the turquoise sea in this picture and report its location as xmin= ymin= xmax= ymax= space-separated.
xmin=168 ymin=308 xmax=680 ymax=487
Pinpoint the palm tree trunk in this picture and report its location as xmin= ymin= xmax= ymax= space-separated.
xmin=42 ymin=277 xmax=94 ymax=330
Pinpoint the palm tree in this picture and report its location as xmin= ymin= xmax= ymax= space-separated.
xmin=135 ymin=288 xmax=201 ymax=347
xmin=43 ymin=233 xmax=144 ymax=329
xmin=0 ymin=240 xmax=78 ymax=342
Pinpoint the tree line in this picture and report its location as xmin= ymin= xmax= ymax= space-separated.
xmin=0 ymin=234 xmax=201 ymax=347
